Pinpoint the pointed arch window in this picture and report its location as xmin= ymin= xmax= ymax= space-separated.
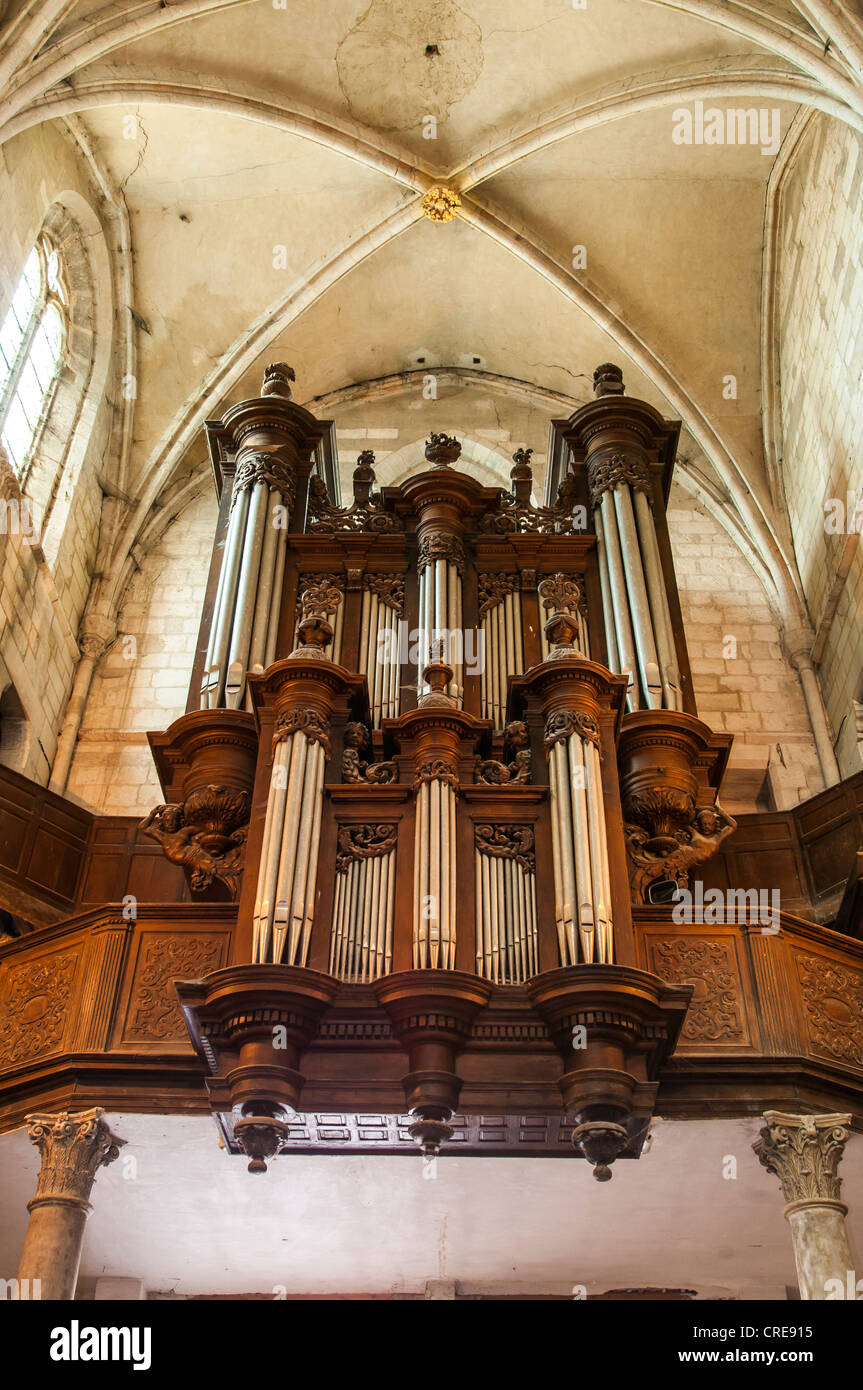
xmin=0 ymin=236 xmax=67 ymax=476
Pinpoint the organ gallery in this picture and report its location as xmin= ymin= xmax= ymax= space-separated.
xmin=0 ymin=0 xmax=861 ymax=1320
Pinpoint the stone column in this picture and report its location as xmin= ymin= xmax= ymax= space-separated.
xmin=753 ymin=1110 xmax=854 ymax=1300
xmin=17 ymin=1109 xmax=125 ymax=1300
xmin=49 ymin=614 xmax=116 ymax=794
xmin=784 ymin=627 xmax=841 ymax=788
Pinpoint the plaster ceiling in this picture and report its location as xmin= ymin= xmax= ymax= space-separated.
xmin=1 ymin=0 xmax=856 ymax=615
xmin=2 ymin=1114 xmax=860 ymax=1296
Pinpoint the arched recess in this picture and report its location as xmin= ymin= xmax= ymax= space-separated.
xmin=0 ymin=668 xmax=30 ymax=773
xmin=374 ymin=436 xmax=516 ymax=492
xmin=16 ymin=196 xmax=104 ymax=559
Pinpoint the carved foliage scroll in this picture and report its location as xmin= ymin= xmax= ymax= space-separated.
xmin=417 ymin=532 xmax=465 ymax=576
xmin=544 ymin=708 xmax=601 ymax=751
xmin=336 ymin=823 xmax=398 ymax=873
xmin=587 ymin=451 xmax=652 ymax=509
xmin=365 ymin=572 xmax=405 ymax=614
xmin=273 ymin=708 xmax=331 ymax=756
xmin=475 ymin=823 xmax=536 ymax=873
xmin=478 ymin=572 xmax=518 ymax=616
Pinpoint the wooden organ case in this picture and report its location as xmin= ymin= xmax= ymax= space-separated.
xmin=154 ymin=359 xmax=734 ymax=1182
xmin=3 ymin=361 xmax=862 ymax=1183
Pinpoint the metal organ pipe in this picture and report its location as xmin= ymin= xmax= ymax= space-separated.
xmin=413 ymin=773 xmax=456 ymax=970
xmin=264 ymin=523 xmax=288 ymax=669
xmin=598 ymin=491 xmax=640 ymax=712
xmin=226 ymin=479 xmax=268 ymax=707
xmin=592 ymin=466 xmax=683 ymax=713
xmin=612 ymin=485 xmax=662 ymax=709
xmin=474 ymin=839 xmax=538 ymax=985
xmin=543 ymin=719 xmax=615 ymax=968
xmin=566 ymin=733 xmax=596 ymax=963
xmin=247 ymin=487 xmax=280 ymax=677
xmin=202 ymin=456 xmax=294 ymax=709
xmin=594 ymin=508 xmax=620 ymax=674
xmin=480 ymin=580 xmax=523 ymax=727
xmin=633 ymin=490 xmax=681 ymax=711
xmin=251 ymin=733 xmax=291 ymax=963
xmin=550 ymin=739 xmax=578 ymax=965
xmin=202 ymin=487 xmax=249 ymax=708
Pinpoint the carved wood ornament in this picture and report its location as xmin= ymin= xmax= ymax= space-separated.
xmin=587 ymin=450 xmax=653 ymax=510
xmin=479 ymin=449 xmax=584 ymax=534
xmin=474 ymin=823 xmax=536 ymax=873
xmin=336 ymin=823 xmax=398 ymax=872
xmin=341 ymin=722 xmax=398 ymax=784
xmin=476 ymin=720 xmax=532 ymax=785
xmin=364 ymin=571 xmax=405 ymax=614
xmin=139 ymin=784 xmax=250 ymax=898
xmin=307 ymin=452 xmax=401 ymax=533
xmin=624 ymin=804 xmax=737 ymax=903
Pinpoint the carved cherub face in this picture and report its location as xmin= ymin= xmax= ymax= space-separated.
xmin=504 ymin=720 xmax=528 ymax=747
xmin=344 ymin=721 xmax=367 ymax=749
xmin=696 ymin=808 xmax=719 ymax=835
xmin=158 ymin=804 xmax=184 ymax=831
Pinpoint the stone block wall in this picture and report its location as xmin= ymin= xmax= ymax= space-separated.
xmin=777 ymin=113 xmax=863 ymax=778
xmin=66 ymin=488 xmax=217 ymax=815
xmin=669 ymin=486 xmax=821 ymax=810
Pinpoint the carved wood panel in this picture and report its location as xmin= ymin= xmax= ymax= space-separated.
xmin=795 ymin=952 xmax=863 ymax=1071
xmin=646 ymin=935 xmax=750 ymax=1046
xmin=119 ymin=932 xmax=228 ymax=1045
xmin=0 ymin=947 xmax=79 ymax=1066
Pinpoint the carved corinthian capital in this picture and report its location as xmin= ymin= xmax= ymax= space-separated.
xmin=753 ymin=1111 xmax=853 ymax=1205
xmin=231 ymin=450 xmax=295 ymax=508
xmin=587 ymin=451 xmax=652 ymax=509
xmin=25 ymin=1109 xmax=125 ymax=1208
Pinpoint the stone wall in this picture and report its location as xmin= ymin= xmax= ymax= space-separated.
xmin=669 ymin=486 xmax=821 ymax=810
xmin=776 ymin=113 xmax=863 ymax=778
xmin=66 ymin=488 xmax=217 ymax=815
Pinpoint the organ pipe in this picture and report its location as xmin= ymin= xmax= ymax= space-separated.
xmin=328 ymin=837 xmax=396 ymax=983
xmin=360 ymin=573 xmax=404 ymax=725
xmin=589 ymin=458 xmax=682 ymax=713
xmin=545 ymin=717 xmax=614 ymax=965
xmin=202 ymin=454 xmax=294 ymax=710
xmin=474 ymin=827 xmax=538 ymax=984
xmin=479 ymin=576 xmax=525 ymax=727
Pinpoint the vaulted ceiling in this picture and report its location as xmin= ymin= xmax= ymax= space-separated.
xmin=2 ymin=0 xmax=861 ymax=624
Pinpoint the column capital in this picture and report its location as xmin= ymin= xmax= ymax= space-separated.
xmin=753 ymin=1110 xmax=853 ymax=1205
xmin=78 ymin=612 xmax=117 ymax=661
xmin=782 ymin=625 xmax=816 ymax=672
xmin=25 ymin=1109 xmax=125 ymax=1210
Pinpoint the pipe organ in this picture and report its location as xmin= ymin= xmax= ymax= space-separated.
xmin=152 ymin=360 xmax=736 ymax=1178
